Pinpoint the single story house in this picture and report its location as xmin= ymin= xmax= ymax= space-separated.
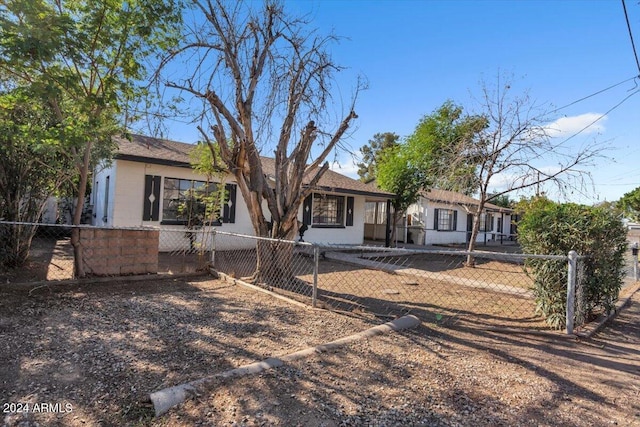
xmin=91 ymin=134 xmax=394 ymax=250
xmin=402 ymin=189 xmax=514 ymax=246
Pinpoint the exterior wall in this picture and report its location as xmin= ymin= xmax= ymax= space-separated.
xmin=41 ymin=197 xmax=58 ymax=224
xmin=300 ymin=194 xmax=366 ymax=245
xmin=423 ymin=199 xmax=468 ymax=245
xmin=92 ymin=163 xmax=117 ymax=227
xmin=100 ymin=160 xmax=252 ymax=251
xmin=80 ymin=228 xmax=159 ymax=276
xmin=408 ymin=196 xmax=513 ymax=246
xmin=117 ymin=160 xmax=254 ymax=230
xmin=94 ymin=159 xmax=371 ymax=249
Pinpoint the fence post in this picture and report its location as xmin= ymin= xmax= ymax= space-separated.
xmin=210 ymin=229 xmax=216 ymax=268
xmin=632 ymin=242 xmax=638 ymax=281
xmin=566 ymin=250 xmax=577 ymax=335
xmin=312 ymin=244 xmax=319 ymax=308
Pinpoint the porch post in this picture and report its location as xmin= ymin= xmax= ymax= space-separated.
xmin=385 ymin=199 xmax=392 ymax=247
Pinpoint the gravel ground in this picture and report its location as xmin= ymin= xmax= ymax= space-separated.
xmin=1 ymin=276 xmax=639 ymax=427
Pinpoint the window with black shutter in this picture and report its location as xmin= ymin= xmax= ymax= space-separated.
xmin=143 ymin=175 xmax=161 ymax=221
xmin=222 ymin=183 xmax=237 ymax=223
xmin=312 ymin=193 xmax=345 ymax=227
xmin=435 ymin=208 xmax=456 ymax=231
xmin=346 ymin=196 xmax=354 ymax=226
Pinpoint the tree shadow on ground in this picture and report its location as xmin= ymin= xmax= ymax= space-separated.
xmin=0 ymin=236 xmax=73 ymax=283
xmin=1 ymin=275 xmax=638 ymax=426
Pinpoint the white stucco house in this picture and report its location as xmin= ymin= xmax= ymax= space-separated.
xmin=404 ymin=189 xmax=514 ymax=246
xmin=91 ymin=134 xmax=394 ymax=249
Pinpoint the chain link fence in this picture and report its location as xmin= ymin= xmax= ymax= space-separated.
xmin=1 ymin=221 xmax=636 ymax=334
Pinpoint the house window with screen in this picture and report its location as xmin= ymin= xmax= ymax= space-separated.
xmin=434 ymin=208 xmax=457 ymax=231
xmin=312 ymin=193 xmax=345 ymax=226
xmin=479 ymin=213 xmax=493 ymax=231
xmin=364 ymin=202 xmax=376 ymax=224
xmin=162 ymin=178 xmax=219 ymax=224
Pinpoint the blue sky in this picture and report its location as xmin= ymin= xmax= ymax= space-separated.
xmin=164 ymin=0 xmax=640 ymax=204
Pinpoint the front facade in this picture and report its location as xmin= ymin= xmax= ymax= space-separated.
xmin=92 ymin=135 xmax=393 ymax=248
xmin=405 ymin=189 xmax=513 ymax=246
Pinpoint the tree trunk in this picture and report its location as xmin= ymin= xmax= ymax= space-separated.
xmin=71 ymin=142 xmax=93 ymax=278
xmin=251 ymin=215 xmax=300 ymax=287
xmin=0 ymin=182 xmax=44 ymax=269
xmin=254 ymin=239 xmax=295 ymax=287
xmin=389 ymin=209 xmax=401 ymax=248
xmin=466 ymin=204 xmax=485 ymax=267
xmin=0 ymin=222 xmax=36 ymax=269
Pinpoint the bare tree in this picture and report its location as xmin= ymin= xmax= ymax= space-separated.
xmin=158 ymin=0 xmax=361 ymax=281
xmin=448 ymin=75 xmax=606 ymax=265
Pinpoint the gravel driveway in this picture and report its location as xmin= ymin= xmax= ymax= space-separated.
xmin=1 ymin=276 xmax=639 ymax=426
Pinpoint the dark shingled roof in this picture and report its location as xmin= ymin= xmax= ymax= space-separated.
xmin=114 ymin=134 xmax=394 ymax=199
xmin=422 ymin=189 xmax=512 ymax=213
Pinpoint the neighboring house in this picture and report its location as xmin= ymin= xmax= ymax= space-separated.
xmin=91 ymin=134 xmax=394 ymax=249
xmin=403 ymin=189 xmax=513 ymax=246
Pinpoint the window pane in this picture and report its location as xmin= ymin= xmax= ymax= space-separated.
xmin=377 ymin=202 xmax=387 ymax=224
xmin=193 ymin=181 xmax=206 ymax=194
xmin=163 ymin=199 xmax=178 ymax=220
xmin=312 ymin=194 xmax=344 ymax=226
xmin=163 ymin=177 xmax=222 ymax=222
xmin=179 ymin=180 xmax=192 ymax=191
xmin=364 ymin=202 xmax=376 ymax=224
xmin=205 ymin=182 xmax=218 ymax=194
xmin=164 ymin=178 xmax=179 ymax=191
xmin=437 ymin=209 xmax=455 ymax=231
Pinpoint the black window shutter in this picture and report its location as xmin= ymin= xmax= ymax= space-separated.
xmin=453 ymin=210 xmax=458 ymax=231
xmin=346 ymin=196 xmax=354 ymax=226
xmin=222 ymin=183 xmax=237 ymax=223
xmin=303 ymin=194 xmax=312 ymax=225
xmin=433 ymin=208 xmax=439 ymax=230
xmin=143 ymin=175 xmax=161 ymax=221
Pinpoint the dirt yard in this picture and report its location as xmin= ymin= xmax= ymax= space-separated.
xmin=1 ymin=276 xmax=639 ymax=427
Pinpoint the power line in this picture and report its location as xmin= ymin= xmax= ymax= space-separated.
xmin=597 ymin=182 xmax=640 ymax=187
xmin=554 ymin=88 xmax=640 ymax=146
xmin=548 ymin=75 xmax=638 ymax=114
xmin=622 ymin=0 xmax=640 ymax=75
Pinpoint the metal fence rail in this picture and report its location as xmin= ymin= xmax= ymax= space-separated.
xmin=2 ymin=222 xmax=634 ymax=334
xmin=311 ymin=244 xmax=562 ymax=329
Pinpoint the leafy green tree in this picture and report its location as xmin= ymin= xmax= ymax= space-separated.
xmin=376 ymin=145 xmax=423 ymax=246
xmin=373 ymin=101 xmax=485 ymax=246
xmin=187 ymin=142 xmax=227 ymax=222
xmin=405 ymin=100 xmax=487 ymax=195
xmin=518 ymin=200 xmax=627 ymax=329
xmin=357 ymin=132 xmax=400 ymax=182
xmin=0 ymin=83 xmax=73 ymax=268
xmin=617 ymin=187 xmax=640 ymax=222
xmin=0 ymin=0 xmax=183 ymax=276
xmin=488 ymin=193 xmax=514 ymax=209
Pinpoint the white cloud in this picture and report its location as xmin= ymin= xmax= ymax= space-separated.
xmin=329 ymin=158 xmax=360 ymax=179
xmin=544 ymin=113 xmax=606 ymax=138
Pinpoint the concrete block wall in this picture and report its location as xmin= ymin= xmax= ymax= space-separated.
xmin=80 ymin=228 xmax=159 ymax=276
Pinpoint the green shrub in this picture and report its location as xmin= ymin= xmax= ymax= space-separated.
xmin=517 ymin=200 xmax=627 ymax=329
